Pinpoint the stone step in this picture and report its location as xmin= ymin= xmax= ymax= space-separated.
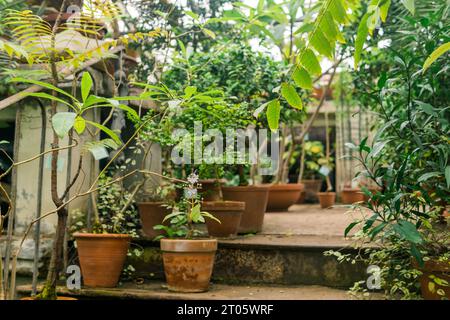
xmin=17 ymin=281 xmax=380 ymax=300
xmin=129 ymin=234 xmax=368 ymax=288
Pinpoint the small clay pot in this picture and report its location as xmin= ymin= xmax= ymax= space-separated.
xmin=199 ymin=179 xmax=223 ymax=201
xmin=138 ymin=202 xmax=171 ymax=238
xmin=298 ymin=179 xmax=322 ymax=203
xmin=160 ymin=238 xmax=217 ymax=293
xmin=413 ymin=259 xmax=450 ymax=300
xmin=266 ymin=183 xmax=304 ymax=211
xmin=202 ymin=201 xmax=245 ymax=238
xmin=222 ymin=185 xmax=269 ymax=234
xmin=340 ymin=188 xmax=365 ymax=204
xmin=317 ymin=192 xmax=336 ymax=209
xmin=74 ymin=233 xmax=130 ymax=288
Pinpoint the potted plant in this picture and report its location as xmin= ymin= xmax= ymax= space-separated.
xmin=137 ymin=183 xmax=174 ymax=239
xmin=157 ymin=172 xmax=220 ymax=293
xmin=317 ymin=113 xmax=336 ymax=209
xmin=70 ymin=167 xmax=141 ymax=288
xmin=296 ymin=141 xmax=325 ymax=203
xmin=199 ymin=163 xmax=245 ymax=238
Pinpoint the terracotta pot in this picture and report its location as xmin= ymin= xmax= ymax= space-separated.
xmin=202 ymin=201 xmax=245 ymax=238
xmin=340 ymin=188 xmax=365 ymax=204
xmin=317 ymin=192 xmax=336 ymax=208
xmin=298 ymin=179 xmax=322 ymax=203
xmin=160 ymin=238 xmax=217 ymax=293
xmin=199 ymin=179 xmax=223 ymax=201
xmin=222 ymin=185 xmax=269 ymax=233
xmin=266 ymin=183 xmax=304 ymax=211
xmin=138 ymin=202 xmax=171 ymax=238
xmin=413 ymin=259 xmax=450 ymax=300
xmin=74 ymin=233 xmax=130 ymax=288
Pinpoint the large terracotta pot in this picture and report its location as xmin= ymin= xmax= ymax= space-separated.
xmin=222 ymin=185 xmax=269 ymax=233
xmin=340 ymin=188 xmax=365 ymax=204
xmin=199 ymin=179 xmax=223 ymax=201
xmin=413 ymin=259 xmax=450 ymax=300
xmin=160 ymin=238 xmax=217 ymax=293
xmin=317 ymin=192 xmax=336 ymax=209
xmin=202 ymin=201 xmax=245 ymax=238
xmin=266 ymin=183 xmax=304 ymax=211
xmin=138 ymin=202 xmax=171 ymax=238
xmin=298 ymin=179 xmax=322 ymax=203
xmin=74 ymin=233 xmax=130 ymax=288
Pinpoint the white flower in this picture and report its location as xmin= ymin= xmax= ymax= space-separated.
xmin=184 ymin=187 xmax=197 ymax=199
xmin=187 ymin=172 xmax=199 ymax=185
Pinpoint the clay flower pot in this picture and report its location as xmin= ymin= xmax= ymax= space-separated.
xmin=266 ymin=183 xmax=304 ymax=211
xmin=138 ymin=202 xmax=171 ymax=238
xmin=74 ymin=233 xmax=131 ymax=288
xmin=202 ymin=201 xmax=245 ymax=238
xmin=199 ymin=179 xmax=223 ymax=201
xmin=340 ymin=188 xmax=365 ymax=204
xmin=317 ymin=192 xmax=336 ymax=209
xmin=413 ymin=259 xmax=450 ymax=300
xmin=222 ymin=185 xmax=269 ymax=233
xmin=297 ymin=179 xmax=322 ymax=203
xmin=160 ymin=238 xmax=217 ymax=293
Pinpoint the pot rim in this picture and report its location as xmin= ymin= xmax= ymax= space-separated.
xmin=201 ymin=200 xmax=246 ymax=211
xmin=73 ymin=232 xmax=131 ymax=239
xmin=137 ymin=201 xmax=167 ymax=206
xmin=317 ymin=192 xmax=336 ymax=195
xmin=160 ymin=238 xmax=218 ymax=252
xmin=222 ymin=185 xmax=270 ymax=191
xmin=266 ymin=183 xmax=304 ymax=191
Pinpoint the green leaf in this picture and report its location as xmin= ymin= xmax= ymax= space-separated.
xmin=52 ymin=112 xmax=76 ymax=138
xmin=445 ymin=166 xmax=450 ymax=189
xmin=423 ymin=42 xmax=450 ymax=72
xmin=116 ymin=103 xmax=140 ymax=122
xmin=85 ymin=120 xmax=122 ymax=145
xmin=184 ymin=86 xmax=197 ymax=99
xmin=319 ymin=12 xmax=337 ymax=42
xmin=354 ymin=13 xmax=369 ymax=69
xmin=21 ymin=92 xmax=73 ymax=109
xmin=81 ymin=72 xmax=93 ymax=102
xmin=380 ymin=0 xmax=391 ymax=22
xmin=417 ymin=172 xmax=441 ymax=183
xmin=401 ymin=0 xmax=415 ymax=15
xmin=329 ymin=0 xmax=347 ymax=24
xmin=201 ymin=211 xmax=221 ymax=224
xmin=294 ymin=22 xmax=314 ymax=35
xmin=10 ymin=77 xmax=76 ymax=101
xmin=292 ymin=67 xmax=313 ymax=90
xmin=344 ymin=221 xmax=359 ymax=237
xmin=299 ymin=49 xmax=321 ymax=75
xmin=266 ymin=99 xmax=281 ymax=131
xmin=411 ymin=243 xmax=423 ymax=267
xmin=202 ymin=28 xmax=216 ymax=39
xmin=73 ymin=116 xmax=86 ymax=134
xmin=281 ymin=83 xmax=303 ymax=109
xmin=393 ymin=220 xmax=422 ymax=244
xmin=310 ymin=29 xmax=334 ymax=58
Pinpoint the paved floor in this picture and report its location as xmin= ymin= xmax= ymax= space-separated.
xmin=220 ymin=204 xmax=370 ymax=248
xmin=18 ymin=281 xmax=380 ymax=300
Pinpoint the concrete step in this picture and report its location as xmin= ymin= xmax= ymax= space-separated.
xmin=129 ymin=206 xmax=371 ymax=288
xmin=130 ymin=234 xmax=368 ymax=288
xmin=17 ymin=281 xmax=381 ymax=300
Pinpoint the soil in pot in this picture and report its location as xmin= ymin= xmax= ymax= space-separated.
xmin=160 ymin=238 xmax=217 ymax=293
xmin=201 ymin=201 xmax=245 ymax=238
xmin=199 ymin=179 xmax=223 ymax=201
xmin=222 ymin=185 xmax=269 ymax=234
xmin=340 ymin=188 xmax=365 ymax=204
xmin=74 ymin=233 xmax=130 ymax=288
xmin=266 ymin=183 xmax=304 ymax=212
xmin=413 ymin=259 xmax=450 ymax=300
xmin=298 ymin=179 xmax=322 ymax=203
xmin=317 ymin=192 xmax=336 ymax=209
xmin=138 ymin=202 xmax=171 ymax=239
